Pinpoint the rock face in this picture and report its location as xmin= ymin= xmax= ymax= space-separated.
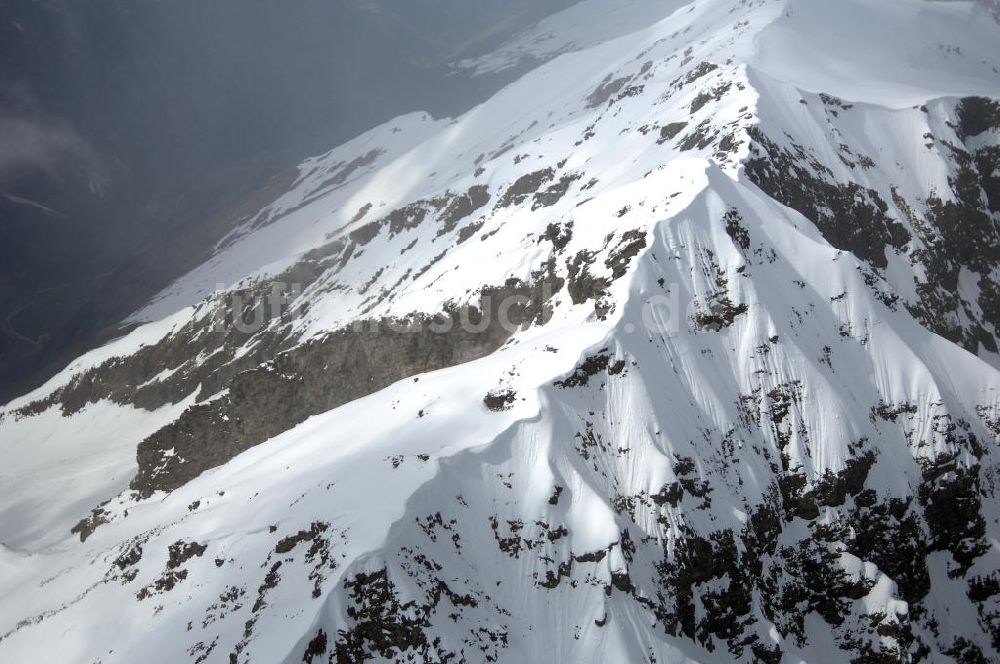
xmin=2 ymin=0 xmax=1000 ymax=662
xmin=130 ymin=277 xmax=560 ymax=497
xmin=747 ymin=96 xmax=1000 ymax=357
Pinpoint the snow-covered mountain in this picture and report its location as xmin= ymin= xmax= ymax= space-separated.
xmin=2 ymin=0 xmax=1000 ymax=661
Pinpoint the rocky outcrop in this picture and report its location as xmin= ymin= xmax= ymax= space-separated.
xmin=131 ymin=277 xmax=561 ymax=497
xmin=746 ymin=97 xmax=1000 ymax=358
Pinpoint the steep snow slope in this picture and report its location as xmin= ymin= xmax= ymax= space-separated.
xmin=2 ymin=0 xmax=1000 ymax=662
xmin=751 ymin=0 xmax=1000 ymax=107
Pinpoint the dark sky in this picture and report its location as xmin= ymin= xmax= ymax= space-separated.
xmin=0 ymin=0 xmax=576 ymax=402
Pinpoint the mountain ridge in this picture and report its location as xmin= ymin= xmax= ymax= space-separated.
xmin=2 ymin=0 xmax=1000 ymax=661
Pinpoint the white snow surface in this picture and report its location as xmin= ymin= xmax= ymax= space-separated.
xmin=2 ymin=0 xmax=1000 ymax=662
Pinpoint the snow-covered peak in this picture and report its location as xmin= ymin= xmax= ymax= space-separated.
xmin=2 ymin=1 xmax=1000 ymax=662
xmin=750 ymin=0 xmax=1000 ymax=107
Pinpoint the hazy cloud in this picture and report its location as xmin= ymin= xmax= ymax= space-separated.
xmin=0 ymin=112 xmax=98 ymax=183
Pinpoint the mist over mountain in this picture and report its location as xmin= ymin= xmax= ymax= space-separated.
xmin=0 ymin=0 xmax=573 ymax=402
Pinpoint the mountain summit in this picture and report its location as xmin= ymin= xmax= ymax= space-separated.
xmin=2 ymin=0 xmax=1000 ymax=662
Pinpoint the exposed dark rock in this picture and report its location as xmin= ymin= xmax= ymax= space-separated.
xmin=605 ymin=229 xmax=648 ymax=279
xmin=542 ymin=221 xmax=574 ymax=251
xmin=723 ymin=208 xmax=750 ymax=251
xmin=871 ymin=400 xmax=919 ymax=423
xmin=167 ymin=540 xmax=207 ymax=569
xmin=135 ymin=541 xmax=206 ymax=601
xmin=437 ymin=185 xmax=491 ymax=237
xmin=566 ymin=250 xmax=610 ymax=306
xmin=918 ymin=454 xmax=989 ymax=577
xmin=18 ymin=259 xmax=331 ymax=419
xmin=113 ymin=542 xmax=143 ymax=573
xmin=532 ymin=173 xmax=581 ymax=210
xmin=691 ymin=258 xmax=748 ymax=331
xmin=946 ymin=638 xmax=991 ymax=664
xmin=349 ymin=219 xmax=384 ymax=246
xmin=136 ymin=569 xmax=188 ymax=601
xmin=746 ymin=98 xmax=1000 ymax=355
xmin=275 ymin=522 xmax=329 ymax=555
xmin=957 ymin=97 xmax=1000 ymax=140
xmin=614 ymin=84 xmax=644 ymax=104
xmin=456 ymin=220 xmax=485 ymax=244
xmin=745 ymin=127 xmax=909 ymax=269
xmin=229 ymin=560 xmax=286 ymax=659
xmin=769 ymin=526 xmax=867 ymax=639
xmin=690 ymin=82 xmax=732 ymax=114
xmin=70 ymin=506 xmax=110 ymax=543
xmin=813 ymin=451 xmax=876 ymax=508
xmin=333 ymin=568 xmax=451 ymax=663
xmin=554 ymin=351 xmax=622 ymax=388
xmin=130 ymin=276 xmax=562 ymax=497
xmin=675 ymin=61 xmax=718 ymax=89
xmin=483 ymin=389 xmax=517 ymax=412
xmin=847 ymin=490 xmax=930 ymax=604
xmin=587 ymin=75 xmax=630 ymax=108
xmin=302 ymin=629 xmax=328 ymax=663
xmin=497 ymin=168 xmax=555 ymax=209
xmin=350 ymin=203 xmax=373 ymax=224
xmin=386 ymin=202 xmax=432 ymax=238
xmin=678 ymin=119 xmax=717 ymax=152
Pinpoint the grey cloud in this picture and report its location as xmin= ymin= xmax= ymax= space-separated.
xmin=0 ymin=113 xmax=98 ymax=182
